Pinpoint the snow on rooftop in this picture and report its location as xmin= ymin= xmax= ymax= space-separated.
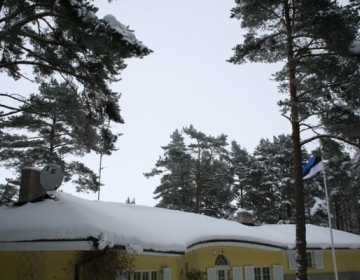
xmin=1 ymin=192 xmax=360 ymax=252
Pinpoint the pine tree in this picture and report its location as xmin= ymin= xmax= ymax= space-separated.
xmin=229 ymin=141 xmax=258 ymax=210
xmin=307 ymin=139 xmax=358 ymax=232
xmin=0 ymin=0 xmax=151 ymax=120
xmin=145 ymin=126 xmax=234 ymax=218
xmin=229 ymin=1 xmax=359 ymax=278
xmin=144 ymin=129 xmax=195 ymax=212
xmin=252 ymin=135 xmax=297 ymax=224
xmin=251 ymin=135 xmax=316 ymax=225
xmin=182 ymin=125 xmax=233 ymax=217
xmin=349 ymin=150 xmax=360 ymax=233
xmin=0 ymin=80 xmax=118 ymax=192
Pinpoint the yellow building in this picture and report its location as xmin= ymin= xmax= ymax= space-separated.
xmin=1 ymin=189 xmax=360 ymax=280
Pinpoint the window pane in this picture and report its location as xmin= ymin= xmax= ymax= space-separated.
xmin=254 ymin=268 xmax=261 ymax=280
xmin=134 ymin=272 xmax=141 ymax=280
xmin=307 ymin=252 xmax=313 ymax=268
xmin=262 ymin=268 xmax=270 ymax=280
xmin=215 ymin=255 xmax=229 ymax=266
xmin=218 ymin=269 xmax=225 ymax=280
xmin=143 ymin=272 xmax=149 ymax=280
xmin=151 ymin=271 xmax=157 ymax=280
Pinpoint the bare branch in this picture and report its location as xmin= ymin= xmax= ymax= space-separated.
xmin=301 ymin=134 xmax=360 ymax=148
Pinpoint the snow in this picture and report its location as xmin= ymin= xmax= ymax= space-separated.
xmin=1 ymin=192 xmax=360 ymax=252
xmin=350 ymin=41 xmax=360 ymax=54
xmin=68 ymin=0 xmax=145 ymax=48
xmin=103 ymin=15 xmax=136 ymax=43
xmin=310 ymin=197 xmax=327 ymax=216
xmin=235 ymin=208 xmax=254 ymax=215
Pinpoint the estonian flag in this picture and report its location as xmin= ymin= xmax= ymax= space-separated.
xmin=302 ymin=153 xmax=324 ymax=179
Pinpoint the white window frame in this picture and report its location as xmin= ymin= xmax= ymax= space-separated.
xmin=232 ymin=267 xmax=243 ymax=280
xmin=133 ymin=270 xmax=158 ymax=280
xmin=307 ymin=251 xmax=314 ymax=268
xmin=217 ymin=267 xmax=229 ymax=280
xmin=244 ymin=266 xmax=254 ymax=280
xmin=162 ymin=268 xmax=171 ymax=280
xmin=314 ymin=251 xmax=324 ymax=269
xmin=254 ymin=267 xmax=270 ymax=280
xmin=288 ymin=250 xmax=324 ymax=270
xmin=272 ymin=265 xmax=284 ymax=280
xmin=244 ymin=266 xmax=271 ymax=280
xmin=207 ymin=267 xmax=216 ymax=280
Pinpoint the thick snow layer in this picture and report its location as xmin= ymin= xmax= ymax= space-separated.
xmin=1 ymin=192 xmax=360 ymax=252
xmin=103 ymin=15 xmax=136 ymax=42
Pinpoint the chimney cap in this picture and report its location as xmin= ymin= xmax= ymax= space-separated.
xmin=22 ymin=166 xmax=41 ymax=171
xmin=234 ymin=208 xmax=254 ymax=215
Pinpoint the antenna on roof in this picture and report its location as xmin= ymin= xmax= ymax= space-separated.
xmin=40 ymin=164 xmax=64 ymax=191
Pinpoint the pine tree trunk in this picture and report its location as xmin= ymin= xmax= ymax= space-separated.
xmin=334 ymin=196 xmax=340 ymax=230
xmin=195 ymin=160 xmax=201 ymax=213
xmin=292 ymin=117 xmax=308 ymax=280
xmin=285 ymin=1 xmax=307 ymax=278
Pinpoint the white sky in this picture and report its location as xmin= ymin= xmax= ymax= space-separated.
xmin=1 ymin=0 xmax=328 ymax=206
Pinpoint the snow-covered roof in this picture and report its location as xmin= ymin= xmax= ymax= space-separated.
xmin=1 ymin=192 xmax=360 ymax=253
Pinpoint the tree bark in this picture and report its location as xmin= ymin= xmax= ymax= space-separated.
xmin=284 ymin=1 xmax=307 ymax=279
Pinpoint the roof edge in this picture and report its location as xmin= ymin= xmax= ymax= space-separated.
xmin=0 ymin=240 xmax=94 ymax=251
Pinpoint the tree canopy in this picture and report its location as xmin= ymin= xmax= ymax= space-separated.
xmin=0 ymin=80 xmax=119 ymax=192
xmin=144 ymin=126 xmax=235 ymax=219
xmin=0 ymin=0 xmax=151 ymax=120
xmin=0 ymin=0 xmax=151 ymax=199
xmin=229 ymin=0 xmax=360 ymax=278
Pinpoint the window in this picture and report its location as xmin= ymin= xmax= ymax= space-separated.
xmin=215 ymin=254 xmax=229 ymax=266
xmin=288 ymin=250 xmax=323 ymax=270
xmin=254 ymin=267 xmax=270 ymax=280
xmin=218 ymin=269 xmax=226 ymax=280
xmin=213 ymin=254 xmax=229 ymax=280
xmin=133 ymin=271 xmax=158 ymax=280
xmin=307 ymin=252 xmax=314 ymax=268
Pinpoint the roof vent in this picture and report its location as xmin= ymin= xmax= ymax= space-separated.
xmin=235 ymin=208 xmax=254 ymax=226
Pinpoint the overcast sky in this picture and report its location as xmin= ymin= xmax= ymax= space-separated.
xmin=1 ymin=0 xmax=323 ymax=206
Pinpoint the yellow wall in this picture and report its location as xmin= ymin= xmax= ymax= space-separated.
xmin=184 ymin=246 xmax=360 ymax=277
xmin=0 ymin=251 xmax=76 ymax=280
xmin=1 ymin=246 xmax=360 ymax=280
xmin=0 ymin=251 xmax=17 ymax=280
xmin=134 ymin=254 xmax=181 ymax=280
xmin=183 ymin=245 xmax=285 ymax=271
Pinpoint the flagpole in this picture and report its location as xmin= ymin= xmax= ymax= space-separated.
xmin=320 ymin=149 xmax=338 ymax=280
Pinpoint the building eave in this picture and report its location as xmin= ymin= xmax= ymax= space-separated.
xmin=0 ymin=240 xmax=94 ymax=251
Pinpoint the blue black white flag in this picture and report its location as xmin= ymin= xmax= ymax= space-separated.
xmin=302 ymin=152 xmax=324 ymax=179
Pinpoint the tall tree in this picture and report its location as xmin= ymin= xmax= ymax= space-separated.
xmin=0 ymin=0 xmax=151 ymax=119
xmin=230 ymin=141 xmax=258 ymax=210
xmin=229 ymin=1 xmax=360 ymax=278
xmin=145 ymin=126 xmax=234 ymax=218
xmin=144 ymin=129 xmax=195 ymax=212
xmin=0 ymin=80 xmax=118 ymax=192
xmin=310 ymin=139 xmax=358 ymax=232
xmin=183 ymin=125 xmax=232 ymax=216
xmin=252 ymin=135 xmax=299 ymax=224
